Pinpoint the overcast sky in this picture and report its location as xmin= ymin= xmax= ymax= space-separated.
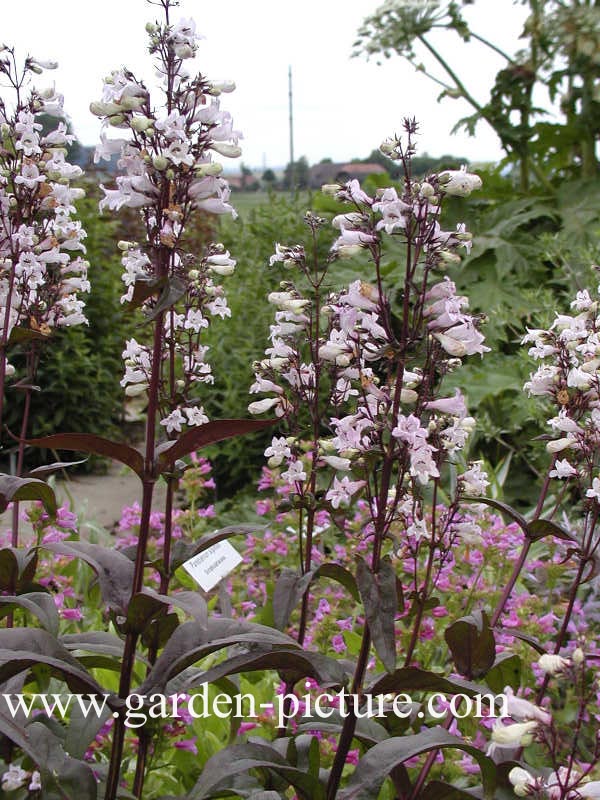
xmin=1 ymin=0 xmax=531 ymax=169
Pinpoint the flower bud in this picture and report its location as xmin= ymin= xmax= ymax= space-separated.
xmin=336 ymin=244 xmax=363 ymax=259
xmin=130 ymin=116 xmax=154 ymax=132
xmin=420 ymin=181 xmax=435 ymax=198
xmin=321 ymin=183 xmax=341 ymax=196
xmin=538 ymin=653 xmax=570 ymax=675
xmin=207 ymin=80 xmax=236 ymax=95
xmin=120 ymin=96 xmax=145 ymax=111
xmin=125 ymin=383 xmax=149 ymax=397
xmin=153 ymin=155 xmax=168 ymax=171
xmin=208 ymin=264 xmax=235 ymax=276
xmin=195 ymin=161 xmax=223 ymax=177
xmin=508 ymin=767 xmax=537 ymax=797
xmin=248 ymin=397 xmax=279 ymax=415
xmin=438 ymin=166 xmax=482 ymax=197
xmin=89 ymin=101 xmax=122 ymax=117
xmin=572 ymin=647 xmax=585 ymax=666
xmin=210 ymin=142 xmax=242 ymax=158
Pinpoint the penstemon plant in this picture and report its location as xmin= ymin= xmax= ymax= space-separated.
xmin=0 ymin=48 xmax=89 ymax=560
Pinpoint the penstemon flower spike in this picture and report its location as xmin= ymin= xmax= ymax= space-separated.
xmin=91 ymin=2 xmax=242 ymax=796
xmin=0 ymin=47 xmax=88 ymax=562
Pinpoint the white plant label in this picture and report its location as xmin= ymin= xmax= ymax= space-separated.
xmin=182 ymin=540 xmax=242 ymax=592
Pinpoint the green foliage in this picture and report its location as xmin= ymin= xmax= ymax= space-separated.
xmin=442 ymin=174 xmax=600 ymax=507
xmin=202 ymin=194 xmax=331 ymax=495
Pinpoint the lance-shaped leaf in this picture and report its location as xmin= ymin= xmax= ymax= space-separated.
xmin=526 ymin=518 xmax=575 ymax=543
xmin=124 ymin=589 xmax=207 ymax=635
xmin=186 ymin=742 xmax=326 ymax=800
xmin=60 ymin=632 xmax=127 ymax=661
xmin=295 ymin=710 xmax=388 ymax=746
xmin=26 ymin=433 xmax=144 ymax=478
xmin=445 ymin=611 xmax=495 ymax=679
xmin=155 ymin=419 xmax=275 ymax=472
xmin=366 ymin=666 xmax=490 ymax=698
xmin=44 ymin=541 xmax=135 ymax=615
xmin=127 ymin=275 xmax=167 ymax=311
xmin=273 ymin=563 xmax=360 ymax=632
xmin=0 ymin=629 xmax=115 ymax=701
xmin=0 ymin=547 xmax=37 ymax=592
xmin=462 ymin=496 xmax=528 ymax=535
xmin=7 ymin=326 xmax=49 ymax=346
xmin=179 ymin=646 xmax=348 ymax=691
xmin=25 ymin=459 xmax=87 ymax=478
xmin=498 ymin=629 xmax=545 ymax=656
xmin=356 ymin=556 xmax=397 ymax=673
xmin=0 ymin=475 xmax=56 ymax=515
xmin=26 ymin=721 xmax=98 ymax=800
xmin=273 ymin=569 xmax=313 ymax=631
xmin=64 ymin=700 xmax=112 ymax=760
xmin=140 ymin=618 xmax=298 ymax=693
xmin=145 ymin=275 xmax=186 ymax=321
xmin=0 ymin=592 xmax=59 ymax=637
xmin=337 ymin=729 xmax=497 ymax=800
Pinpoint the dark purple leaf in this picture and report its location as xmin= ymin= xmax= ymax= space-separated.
xmin=356 ymin=556 xmax=397 ymax=673
xmin=26 ymin=721 xmax=98 ymax=800
xmin=140 ymin=618 xmax=298 ymax=693
xmin=127 ymin=275 xmax=166 ymax=311
xmin=0 ymin=592 xmax=59 ymax=637
xmin=155 ymin=419 xmax=275 ymax=471
xmin=44 ymin=541 xmax=135 ymax=614
xmin=0 ymin=547 xmax=37 ymax=592
xmin=187 ymin=742 xmax=326 ymax=800
xmin=337 ymin=729 xmax=497 ymax=800
xmin=26 ymin=433 xmax=144 ymax=478
xmin=180 ymin=647 xmax=347 ymax=691
xmin=273 ymin=569 xmax=313 ymax=631
xmin=366 ymin=667 xmax=488 ymax=698
xmin=0 ymin=475 xmax=56 ymax=515
xmin=25 ymin=459 xmax=87 ymax=478
xmin=60 ymin=632 xmax=126 ymax=660
xmin=462 ymin=496 xmax=528 ymax=535
xmin=527 ymin=518 xmax=576 ymax=543
xmin=445 ymin=611 xmax=495 ymax=679
xmin=0 ymin=629 xmax=114 ymax=700
xmin=145 ymin=275 xmax=186 ymax=321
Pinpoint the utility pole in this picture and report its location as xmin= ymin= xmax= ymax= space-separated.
xmin=288 ymin=65 xmax=295 ymax=194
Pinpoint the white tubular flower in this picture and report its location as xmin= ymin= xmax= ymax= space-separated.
xmin=490 ymin=720 xmax=538 ymax=747
xmin=248 ymin=397 xmax=279 ymax=415
xmin=503 ymin=687 xmax=552 ymax=726
xmin=438 ymin=165 xmax=482 ymax=197
xmin=508 ymin=766 xmax=538 ymax=797
xmin=537 ymin=653 xmax=570 ymax=675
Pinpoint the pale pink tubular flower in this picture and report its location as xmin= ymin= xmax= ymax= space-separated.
xmin=326 ymin=476 xmax=366 ymax=509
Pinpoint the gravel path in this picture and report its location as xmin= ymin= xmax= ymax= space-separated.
xmin=1 ymin=460 xmax=168 ymax=539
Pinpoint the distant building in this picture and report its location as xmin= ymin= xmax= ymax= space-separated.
xmin=308 ymin=162 xmax=386 ymax=189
